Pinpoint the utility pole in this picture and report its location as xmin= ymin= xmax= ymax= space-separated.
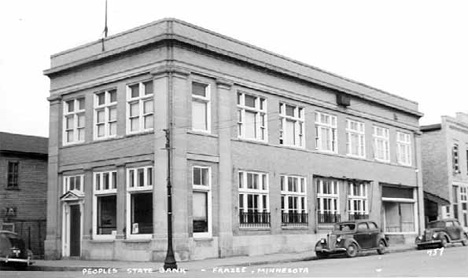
xmin=163 ymin=128 xmax=177 ymax=270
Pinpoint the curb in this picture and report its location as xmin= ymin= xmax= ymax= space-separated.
xmin=28 ymin=246 xmax=417 ymax=272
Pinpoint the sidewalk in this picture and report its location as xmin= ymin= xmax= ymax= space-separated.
xmin=29 ymin=244 xmax=416 ymax=272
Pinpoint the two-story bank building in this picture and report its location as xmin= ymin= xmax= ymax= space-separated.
xmin=43 ymin=18 xmax=424 ymax=261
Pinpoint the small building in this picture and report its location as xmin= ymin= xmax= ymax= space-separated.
xmin=421 ymin=112 xmax=468 ymax=227
xmin=43 ymin=18 xmax=424 ymax=261
xmin=0 ymin=132 xmax=48 ymax=258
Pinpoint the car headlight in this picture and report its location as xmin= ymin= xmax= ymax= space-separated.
xmin=417 ymin=236 xmax=422 ymax=240
xmin=320 ymin=238 xmax=326 ymax=244
xmin=432 ymin=233 xmax=438 ymax=239
xmin=336 ymin=237 xmax=342 ymax=243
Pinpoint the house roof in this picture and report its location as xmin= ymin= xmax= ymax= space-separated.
xmin=0 ymin=132 xmax=48 ymax=155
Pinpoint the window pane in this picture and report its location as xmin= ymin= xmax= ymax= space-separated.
xmin=192 ymin=101 xmax=207 ymax=130
xmin=109 ymin=90 xmax=117 ymax=103
xmin=244 ymin=94 xmax=256 ymax=108
xmin=244 ymin=111 xmax=256 ymax=138
xmin=144 ymin=81 xmax=153 ymax=95
xmin=97 ymin=125 xmax=105 ymax=137
xmin=97 ymin=110 xmax=105 ymax=123
xmin=78 ymin=98 xmax=85 ymax=110
xmin=66 ymin=116 xmax=74 ymax=129
xmin=103 ymin=173 xmax=109 ymax=190
xmin=109 ymin=107 xmax=117 ymax=121
xmin=112 ymin=172 xmax=117 ymax=189
xmin=285 ymin=119 xmax=295 ymax=145
xmin=97 ymin=195 xmax=117 ymax=235
xmin=109 ymin=122 xmax=116 ymax=136
xmin=66 ymin=100 xmax=75 ymax=112
xmin=97 ymin=93 xmax=105 ymax=106
xmin=144 ymin=100 xmax=153 ymax=114
xmin=192 ymin=82 xmax=207 ymax=97
xmin=286 ymin=105 xmax=295 ymax=117
xmin=147 ymin=168 xmax=153 ymax=186
xmin=193 ymin=191 xmax=208 ymax=233
xmin=131 ymin=193 xmax=153 ymax=234
xmin=193 ymin=168 xmax=201 ymax=185
xmin=130 ymin=118 xmax=139 ymax=132
xmin=130 ymin=84 xmax=139 ymax=98
xmin=137 ymin=168 xmax=144 ymax=187
xmin=144 ymin=115 xmax=153 ymax=129
xmin=201 ymin=168 xmax=209 ymax=186
xmin=130 ymin=103 xmax=139 ymax=117
xmin=77 ymin=114 xmax=85 ymax=128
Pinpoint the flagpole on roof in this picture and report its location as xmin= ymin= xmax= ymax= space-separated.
xmin=101 ymin=0 xmax=108 ymax=51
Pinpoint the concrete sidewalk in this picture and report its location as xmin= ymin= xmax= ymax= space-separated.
xmin=29 ymin=244 xmax=416 ymax=272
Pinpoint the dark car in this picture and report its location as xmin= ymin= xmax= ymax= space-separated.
xmin=415 ymin=218 xmax=468 ymax=249
xmin=0 ymin=230 xmax=33 ymax=269
xmin=315 ymin=220 xmax=388 ymax=258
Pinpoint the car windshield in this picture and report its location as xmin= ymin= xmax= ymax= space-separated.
xmin=333 ymin=223 xmax=355 ymax=232
xmin=427 ymin=221 xmax=445 ymax=229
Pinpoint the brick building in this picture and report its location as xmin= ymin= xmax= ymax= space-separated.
xmin=43 ymin=18 xmax=424 ymax=261
xmin=0 ymin=132 xmax=48 ymax=258
xmin=421 ymin=112 xmax=468 ymax=227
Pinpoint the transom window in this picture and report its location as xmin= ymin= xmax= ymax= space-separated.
xmin=348 ymin=181 xmax=368 ymax=220
xmin=63 ymin=98 xmax=85 ymax=144
xmin=95 ymin=90 xmax=117 ymax=139
xmin=397 ymin=132 xmax=412 ymax=166
xmin=315 ymin=112 xmax=337 ymax=153
xmin=192 ymin=82 xmax=211 ymax=132
xmin=127 ymin=81 xmax=153 ymax=133
xmin=346 ymin=119 xmax=365 ymax=158
xmin=373 ymin=126 xmax=390 ymax=162
xmin=281 ymin=175 xmax=307 ymax=225
xmin=279 ymin=103 xmax=304 ymax=147
xmin=316 ymin=178 xmax=340 ymax=223
xmin=93 ymin=171 xmax=117 ymax=238
xmin=63 ymin=175 xmax=84 ymax=193
xmin=127 ymin=166 xmax=153 ymax=237
xmin=238 ymin=171 xmax=270 ymax=227
xmin=237 ymin=92 xmax=267 ymax=141
xmin=192 ymin=166 xmax=211 ymax=237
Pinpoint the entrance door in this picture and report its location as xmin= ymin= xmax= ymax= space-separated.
xmin=69 ymin=205 xmax=81 ymax=256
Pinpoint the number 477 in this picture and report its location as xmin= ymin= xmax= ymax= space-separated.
xmin=427 ymin=247 xmax=444 ymax=256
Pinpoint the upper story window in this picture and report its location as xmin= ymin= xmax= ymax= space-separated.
xmin=397 ymin=132 xmax=412 ymax=166
xmin=192 ymin=82 xmax=211 ymax=132
xmin=94 ymin=90 xmax=117 ymax=139
xmin=237 ymin=92 xmax=267 ymax=142
xmin=7 ymin=161 xmax=19 ymax=188
xmin=315 ymin=112 xmax=337 ymax=153
xmin=63 ymin=98 xmax=85 ymax=145
xmin=279 ymin=103 xmax=304 ymax=147
xmin=127 ymin=81 xmax=153 ymax=134
xmin=192 ymin=166 xmax=212 ymax=237
xmin=453 ymin=143 xmax=460 ymax=174
xmin=373 ymin=126 xmax=390 ymax=162
xmin=346 ymin=119 xmax=365 ymax=158
xmin=64 ymin=175 xmax=84 ymax=193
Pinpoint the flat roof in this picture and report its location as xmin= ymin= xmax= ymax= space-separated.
xmin=44 ymin=18 xmax=422 ymax=117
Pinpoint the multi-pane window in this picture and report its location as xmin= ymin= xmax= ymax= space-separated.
xmin=373 ymin=126 xmax=390 ymax=162
xmin=93 ymin=171 xmax=117 ymax=238
xmin=63 ymin=175 xmax=84 ymax=193
xmin=346 ymin=119 xmax=365 ymax=158
xmin=315 ymin=112 xmax=337 ymax=153
xmin=94 ymin=90 xmax=117 ymax=139
xmin=127 ymin=81 xmax=153 ymax=133
xmin=64 ymin=98 xmax=85 ymax=144
xmin=348 ymin=182 xmax=368 ymax=220
xmin=279 ymin=103 xmax=304 ymax=147
xmin=237 ymin=92 xmax=267 ymax=141
xmin=316 ymin=178 xmax=340 ymax=223
xmin=7 ymin=161 xmax=19 ymax=188
xmin=192 ymin=82 xmax=210 ymax=132
xmin=281 ymin=175 xmax=307 ymax=225
xmin=127 ymin=166 xmax=153 ymax=236
xmin=238 ymin=171 xmax=269 ymax=226
xmin=453 ymin=144 xmax=460 ymax=173
xmin=397 ymin=132 xmax=412 ymax=166
xmin=460 ymin=187 xmax=468 ymax=227
xmin=192 ymin=166 xmax=211 ymax=237
xmin=453 ymin=185 xmax=459 ymax=220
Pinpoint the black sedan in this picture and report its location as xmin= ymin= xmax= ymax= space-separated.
xmin=0 ymin=230 xmax=33 ymax=269
xmin=415 ymin=218 xmax=468 ymax=249
xmin=315 ymin=220 xmax=388 ymax=258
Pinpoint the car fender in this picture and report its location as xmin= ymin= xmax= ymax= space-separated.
xmin=436 ymin=231 xmax=450 ymax=242
xmin=343 ymin=237 xmax=360 ymax=250
xmin=376 ymin=235 xmax=389 ymax=247
xmin=314 ymin=239 xmax=327 ymax=251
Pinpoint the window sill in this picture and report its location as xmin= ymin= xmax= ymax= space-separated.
xmin=239 ymin=226 xmax=271 ymax=231
xmin=281 ymin=225 xmax=309 ymax=230
xmin=193 ymin=236 xmax=213 ymax=241
xmin=5 ymin=187 xmax=20 ymax=191
xmin=123 ymin=237 xmax=152 ymax=243
xmin=187 ymin=130 xmax=218 ymax=138
xmin=233 ymin=138 xmax=269 ymax=146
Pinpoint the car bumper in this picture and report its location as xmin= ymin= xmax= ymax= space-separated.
xmin=315 ymin=246 xmax=347 ymax=253
xmin=417 ymin=240 xmax=441 ymax=246
xmin=0 ymin=256 xmax=33 ymax=265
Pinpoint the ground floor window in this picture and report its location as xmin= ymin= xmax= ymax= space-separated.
xmin=348 ymin=181 xmax=369 ymax=220
xmin=238 ymin=171 xmax=270 ymax=227
xmin=192 ymin=166 xmax=211 ymax=237
xmin=382 ymin=186 xmax=416 ymax=233
xmin=96 ymin=195 xmax=117 ymax=235
xmin=281 ymin=175 xmax=307 ymax=225
xmin=130 ymin=192 xmax=153 ymax=234
xmin=316 ymin=178 xmax=340 ymax=223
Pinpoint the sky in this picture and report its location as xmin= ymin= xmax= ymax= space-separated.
xmin=1 ymin=0 xmax=467 ymax=137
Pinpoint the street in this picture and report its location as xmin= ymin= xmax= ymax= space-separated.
xmin=1 ymin=246 xmax=467 ymax=277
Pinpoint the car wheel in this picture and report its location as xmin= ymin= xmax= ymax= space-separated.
xmin=462 ymin=233 xmax=468 ymax=246
xmin=377 ymin=239 xmax=386 ymax=255
xmin=440 ymin=236 xmax=448 ymax=248
xmin=346 ymin=243 xmax=358 ymax=258
xmin=316 ymin=251 xmax=329 ymax=259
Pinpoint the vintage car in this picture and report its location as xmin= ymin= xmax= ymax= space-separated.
xmin=315 ymin=220 xmax=388 ymax=258
xmin=415 ymin=218 xmax=468 ymax=249
xmin=0 ymin=230 xmax=33 ymax=269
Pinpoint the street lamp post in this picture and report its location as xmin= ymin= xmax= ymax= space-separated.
xmin=163 ymin=128 xmax=177 ymax=270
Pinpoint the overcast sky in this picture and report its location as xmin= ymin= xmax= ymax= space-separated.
xmin=1 ymin=0 xmax=467 ymax=137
